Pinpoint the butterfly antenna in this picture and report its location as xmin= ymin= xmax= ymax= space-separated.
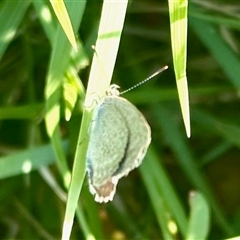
xmin=120 ymin=65 xmax=168 ymax=95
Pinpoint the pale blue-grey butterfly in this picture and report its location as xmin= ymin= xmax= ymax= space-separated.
xmin=86 ymin=66 xmax=168 ymax=203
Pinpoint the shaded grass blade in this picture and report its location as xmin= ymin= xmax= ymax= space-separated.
xmin=0 ymin=1 xmax=30 ymax=60
xmin=192 ymin=109 xmax=240 ymax=149
xmin=0 ymin=141 xmax=68 ymax=179
xmin=189 ymin=7 xmax=240 ymax=90
xmin=0 ymin=104 xmax=43 ymax=120
xmin=141 ymin=147 xmax=188 ymax=238
xmin=154 ymin=104 xmax=234 ymax=235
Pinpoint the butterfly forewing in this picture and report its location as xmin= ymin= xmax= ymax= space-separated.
xmin=87 ymin=98 xmax=129 ymax=202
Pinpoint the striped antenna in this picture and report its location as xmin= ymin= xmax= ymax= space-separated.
xmin=120 ymin=66 xmax=168 ymax=95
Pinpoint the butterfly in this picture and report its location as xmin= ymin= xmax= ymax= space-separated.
xmin=86 ymin=84 xmax=151 ymax=203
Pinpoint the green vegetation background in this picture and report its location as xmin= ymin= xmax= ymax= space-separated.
xmin=0 ymin=0 xmax=240 ymax=239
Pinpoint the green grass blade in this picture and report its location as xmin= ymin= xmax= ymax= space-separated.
xmin=190 ymin=8 xmax=240 ymax=30
xmin=39 ymin=1 xmax=92 ymax=239
xmin=189 ymin=6 xmax=240 ymax=90
xmin=63 ymin=65 xmax=85 ymax=121
xmin=49 ymin=0 xmax=77 ymax=50
xmin=154 ymin=104 xmax=234 ymax=235
xmin=33 ymin=1 xmax=57 ymax=43
xmin=192 ymin=109 xmax=240 ymax=149
xmin=186 ymin=192 xmax=210 ymax=240
xmin=168 ymin=0 xmax=190 ymax=137
xmin=0 ymin=104 xmax=43 ymax=120
xmin=0 ymin=1 xmax=30 ymax=60
xmin=0 ymin=141 xmax=68 ymax=179
xmin=62 ymin=1 xmax=128 ymax=239
xmin=44 ymin=1 xmax=86 ymax=186
xmin=141 ymin=158 xmax=174 ymax=240
xmin=141 ymin=147 xmax=188 ymax=238
xmin=225 ymin=237 xmax=240 ymax=240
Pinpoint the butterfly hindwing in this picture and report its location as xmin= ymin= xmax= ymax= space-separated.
xmin=105 ymin=96 xmax=151 ymax=179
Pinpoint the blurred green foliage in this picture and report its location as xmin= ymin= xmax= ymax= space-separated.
xmin=0 ymin=0 xmax=240 ymax=239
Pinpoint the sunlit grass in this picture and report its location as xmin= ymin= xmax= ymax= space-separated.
xmin=0 ymin=0 xmax=239 ymax=239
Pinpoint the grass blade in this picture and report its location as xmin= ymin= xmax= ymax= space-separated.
xmin=189 ymin=10 xmax=240 ymax=90
xmin=62 ymin=1 xmax=129 ymax=239
xmin=168 ymin=0 xmax=190 ymax=137
xmin=0 ymin=141 xmax=68 ymax=179
xmin=186 ymin=192 xmax=210 ymax=240
xmin=49 ymin=0 xmax=77 ymax=50
xmin=0 ymin=1 xmax=30 ymax=60
xmin=154 ymin=104 xmax=234 ymax=235
xmin=141 ymin=147 xmax=188 ymax=238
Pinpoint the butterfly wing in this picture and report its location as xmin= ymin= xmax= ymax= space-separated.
xmin=87 ymin=94 xmax=151 ymax=203
xmin=86 ymin=99 xmax=129 ymax=202
xmin=105 ymin=96 xmax=151 ymax=179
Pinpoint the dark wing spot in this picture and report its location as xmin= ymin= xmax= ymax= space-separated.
xmin=95 ymin=180 xmax=115 ymax=198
